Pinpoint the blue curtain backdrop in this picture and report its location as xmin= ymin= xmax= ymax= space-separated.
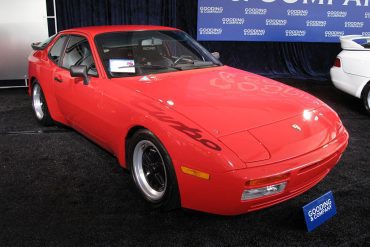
xmin=55 ymin=0 xmax=341 ymax=80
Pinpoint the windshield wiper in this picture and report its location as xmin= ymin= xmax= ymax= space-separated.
xmin=177 ymin=61 xmax=218 ymax=69
xmin=193 ymin=61 xmax=217 ymax=67
xmin=118 ymin=64 xmax=183 ymax=71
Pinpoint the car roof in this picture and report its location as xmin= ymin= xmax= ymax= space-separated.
xmin=60 ymin=25 xmax=180 ymax=36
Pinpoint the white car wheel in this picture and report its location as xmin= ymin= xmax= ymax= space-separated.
xmin=127 ymin=129 xmax=180 ymax=210
xmin=31 ymin=82 xmax=54 ymax=126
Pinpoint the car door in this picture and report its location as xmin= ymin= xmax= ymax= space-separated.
xmin=53 ymin=34 xmax=104 ymax=142
xmin=45 ymin=35 xmax=69 ymax=120
xmin=49 ymin=35 xmax=74 ymax=121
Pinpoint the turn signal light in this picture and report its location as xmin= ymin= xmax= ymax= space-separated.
xmin=334 ymin=57 xmax=341 ymax=67
xmin=181 ymin=166 xmax=210 ymax=180
xmin=246 ymin=173 xmax=289 ymax=186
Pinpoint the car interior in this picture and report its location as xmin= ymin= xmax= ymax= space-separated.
xmin=62 ymin=36 xmax=98 ymax=76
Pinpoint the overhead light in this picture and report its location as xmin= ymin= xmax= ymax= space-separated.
xmin=303 ymin=109 xmax=313 ymax=121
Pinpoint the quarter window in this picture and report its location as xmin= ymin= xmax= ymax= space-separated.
xmin=62 ymin=36 xmax=98 ymax=76
xmin=49 ymin=36 xmax=67 ymax=64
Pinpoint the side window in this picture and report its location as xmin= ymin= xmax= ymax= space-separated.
xmin=49 ymin=36 xmax=67 ymax=64
xmin=62 ymin=36 xmax=98 ymax=76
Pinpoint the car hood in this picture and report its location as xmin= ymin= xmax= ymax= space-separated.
xmin=122 ymin=66 xmax=323 ymax=137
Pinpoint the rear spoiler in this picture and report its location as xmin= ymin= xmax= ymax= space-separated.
xmin=31 ymin=42 xmax=46 ymax=50
xmin=340 ymin=35 xmax=370 ymax=50
xmin=31 ymin=34 xmax=57 ymax=50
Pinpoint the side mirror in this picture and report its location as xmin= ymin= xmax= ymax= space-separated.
xmin=211 ymin=52 xmax=220 ymax=60
xmin=70 ymin=65 xmax=90 ymax=85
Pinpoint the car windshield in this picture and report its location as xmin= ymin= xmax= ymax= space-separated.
xmin=94 ymin=30 xmax=221 ymax=78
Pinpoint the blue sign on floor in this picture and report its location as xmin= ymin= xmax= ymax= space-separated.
xmin=303 ymin=191 xmax=337 ymax=232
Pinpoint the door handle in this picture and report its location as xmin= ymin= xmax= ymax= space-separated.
xmin=54 ymin=76 xmax=63 ymax=83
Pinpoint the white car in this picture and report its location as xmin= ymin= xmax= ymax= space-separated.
xmin=330 ymin=35 xmax=370 ymax=115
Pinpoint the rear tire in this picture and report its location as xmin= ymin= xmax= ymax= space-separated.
xmin=127 ymin=129 xmax=180 ymax=211
xmin=32 ymin=81 xmax=54 ymax=126
xmin=361 ymin=82 xmax=370 ymax=115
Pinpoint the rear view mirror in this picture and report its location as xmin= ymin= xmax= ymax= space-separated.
xmin=211 ymin=52 xmax=220 ymax=60
xmin=70 ymin=65 xmax=90 ymax=85
xmin=141 ymin=38 xmax=163 ymax=46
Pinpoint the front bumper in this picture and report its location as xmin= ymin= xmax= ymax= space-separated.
xmin=178 ymin=129 xmax=349 ymax=215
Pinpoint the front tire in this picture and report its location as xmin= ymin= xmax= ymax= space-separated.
xmin=361 ymin=82 xmax=370 ymax=115
xmin=32 ymin=82 xmax=54 ymax=126
xmin=127 ymin=129 xmax=180 ymax=211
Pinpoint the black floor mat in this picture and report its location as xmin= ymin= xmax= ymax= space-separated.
xmin=0 ymin=80 xmax=369 ymax=246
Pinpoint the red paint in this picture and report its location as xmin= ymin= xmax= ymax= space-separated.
xmin=28 ymin=25 xmax=349 ymax=215
xmin=334 ymin=57 xmax=341 ymax=67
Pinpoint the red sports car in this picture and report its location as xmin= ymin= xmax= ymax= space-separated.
xmin=28 ymin=25 xmax=349 ymax=215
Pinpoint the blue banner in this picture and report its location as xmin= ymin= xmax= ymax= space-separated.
xmin=197 ymin=0 xmax=370 ymax=42
xmin=303 ymin=191 xmax=337 ymax=232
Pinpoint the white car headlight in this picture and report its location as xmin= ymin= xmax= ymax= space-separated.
xmin=241 ymin=182 xmax=287 ymax=201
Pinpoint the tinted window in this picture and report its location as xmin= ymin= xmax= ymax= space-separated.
xmin=49 ymin=36 xmax=67 ymax=64
xmin=62 ymin=36 xmax=97 ymax=76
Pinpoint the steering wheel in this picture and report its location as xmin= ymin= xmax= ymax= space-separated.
xmin=173 ymin=55 xmax=194 ymax=65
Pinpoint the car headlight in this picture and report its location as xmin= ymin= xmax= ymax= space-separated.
xmin=241 ymin=182 xmax=287 ymax=201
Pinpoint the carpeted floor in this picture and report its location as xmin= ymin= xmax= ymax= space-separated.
xmin=0 ymin=79 xmax=369 ymax=246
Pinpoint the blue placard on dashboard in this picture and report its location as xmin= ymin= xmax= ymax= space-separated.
xmin=303 ymin=191 xmax=337 ymax=232
xmin=197 ymin=0 xmax=370 ymax=42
